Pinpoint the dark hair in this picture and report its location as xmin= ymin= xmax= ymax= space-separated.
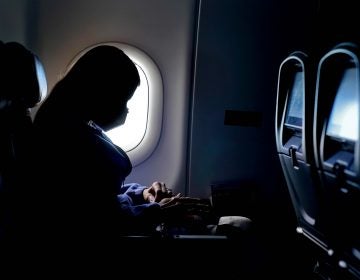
xmin=36 ymin=45 xmax=140 ymax=126
xmin=66 ymin=45 xmax=140 ymax=101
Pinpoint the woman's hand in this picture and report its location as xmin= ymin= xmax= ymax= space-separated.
xmin=143 ymin=181 xmax=173 ymax=203
xmin=158 ymin=193 xmax=182 ymax=207
xmin=159 ymin=195 xmax=213 ymax=224
xmin=159 ymin=195 xmax=210 ymax=209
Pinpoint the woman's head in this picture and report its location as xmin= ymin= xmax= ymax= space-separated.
xmin=49 ymin=45 xmax=140 ymax=130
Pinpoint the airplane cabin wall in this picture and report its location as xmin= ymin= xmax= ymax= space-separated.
xmin=189 ymin=0 xmax=318 ymax=222
xmin=0 ymin=0 xmax=26 ymax=43
xmin=316 ymin=0 xmax=359 ymax=55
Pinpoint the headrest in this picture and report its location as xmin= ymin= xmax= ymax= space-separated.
xmin=0 ymin=41 xmax=47 ymax=112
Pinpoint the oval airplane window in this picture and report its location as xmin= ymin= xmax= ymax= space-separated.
xmin=66 ymin=42 xmax=163 ymax=166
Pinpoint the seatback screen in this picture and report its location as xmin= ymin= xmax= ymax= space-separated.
xmin=326 ymin=68 xmax=358 ymax=142
xmin=285 ymin=71 xmax=304 ymax=129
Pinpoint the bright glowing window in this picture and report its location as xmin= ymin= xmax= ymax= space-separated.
xmin=105 ymin=64 xmax=149 ymax=151
xmin=67 ymin=42 xmax=163 ymax=166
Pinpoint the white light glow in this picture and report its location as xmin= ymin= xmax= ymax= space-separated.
xmin=105 ymin=65 xmax=149 ymax=151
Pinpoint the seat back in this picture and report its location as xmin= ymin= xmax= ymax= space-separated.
xmin=0 ymin=41 xmax=47 ymax=247
xmin=275 ymin=51 xmax=331 ymax=252
xmin=314 ymin=42 xmax=360 ymax=277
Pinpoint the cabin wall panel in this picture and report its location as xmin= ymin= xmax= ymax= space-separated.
xmin=0 ymin=0 xmax=26 ymax=43
xmin=189 ymin=0 xmax=317 ymax=212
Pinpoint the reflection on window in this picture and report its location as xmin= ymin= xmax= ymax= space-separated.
xmin=326 ymin=68 xmax=358 ymax=142
xmin=105 ymin=64 xmax=149 ymax=151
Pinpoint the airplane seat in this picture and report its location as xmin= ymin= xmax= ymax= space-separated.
xmin=314 ymin=42 xmax=360 ymax=278
xmin=0 ymin=41 xmax=47 ymax=249
xmin=275 ymin=51 xmax=333 ymax=268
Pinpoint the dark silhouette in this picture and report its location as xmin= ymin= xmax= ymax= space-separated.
xmin=33 ymin=46 xmax=154 ymax=243
xmin=0 ymin=41 xmax=47 ymax=253
xmin=32 ymin=46 xmax=215 ymax=252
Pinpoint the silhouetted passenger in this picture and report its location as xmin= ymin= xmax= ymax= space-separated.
xmin=33 ymin=46 xmax=163 ymax=238
xmin=33 ymin=46 xmax=212 ymax=245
